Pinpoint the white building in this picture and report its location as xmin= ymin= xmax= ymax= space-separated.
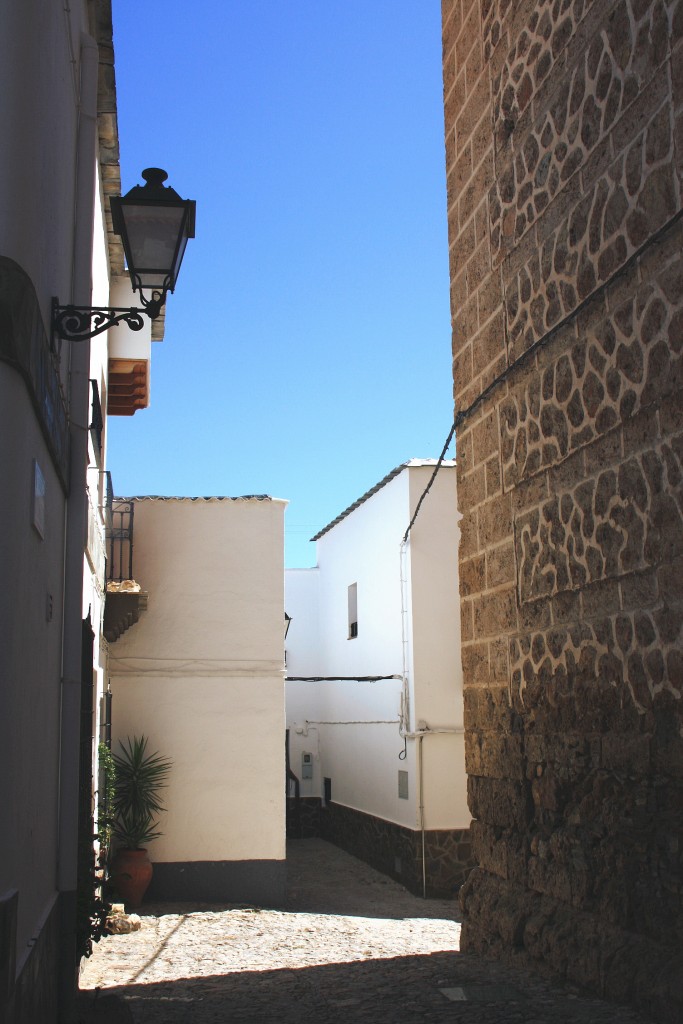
xmin=108 ymin=496 xmax=287 ymax=904
xmin=0 ymin=4 xmax=176 ymax=1019
xmin=286 ymin=460 xmax=473 ymax=896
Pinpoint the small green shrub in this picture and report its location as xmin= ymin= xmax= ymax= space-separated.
xmin=113 ymin=735 xmax=172 ymax=849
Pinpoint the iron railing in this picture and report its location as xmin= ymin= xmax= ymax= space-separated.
xmin=105 ymin=477 xmax=135 ymax=584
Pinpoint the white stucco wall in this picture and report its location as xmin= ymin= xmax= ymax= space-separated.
xmin=284 ymin=569 xmax=322 ymax=798
xmin=108 ymin=278 xmax=153 ymax=364
xmin=0 ymin=0 xmax=102 ymax=967
xmin=284 ymin=568 xmax=321 ymax=678
xmin=285 ymin=461 xmax=470 ymax=834
xmin=85 ymin=168 xmax=115 ymax=837
xmin=109 ymin=497 xmax=287 ymax=866
xmin=408 ymin=466 xmax=468 ymax=828
xmin=0 ymin=373 xmax=66 ymax=955
xmin=287 ymin=470 xmax=415 ymax=826
xmin=0 ymin=1 xmax=83 ymax=324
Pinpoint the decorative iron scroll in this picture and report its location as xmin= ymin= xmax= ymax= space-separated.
xmin=52 ymin=303 xmax=146 ymax=342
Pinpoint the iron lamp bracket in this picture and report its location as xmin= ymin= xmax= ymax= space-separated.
xmin=51 ymin=291 xmax=165 ymax=345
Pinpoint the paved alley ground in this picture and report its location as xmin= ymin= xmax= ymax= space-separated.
xmin=79 ymin=839 xmax=654 ymax=1023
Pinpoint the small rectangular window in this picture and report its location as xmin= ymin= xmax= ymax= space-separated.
xmin=348 ymin=582 xmax=357 ymax=639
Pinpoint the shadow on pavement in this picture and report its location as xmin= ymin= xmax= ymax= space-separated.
xmin=284 ymin=838 xmax=463 ymax=921
xmin=91 ymin=950 xmax=651 ymax=1024
xmin=139 ymin=838 xmax=463 ymax=924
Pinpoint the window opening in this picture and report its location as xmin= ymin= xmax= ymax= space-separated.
xmin=348 ymin=582 xmax=358 ymax=639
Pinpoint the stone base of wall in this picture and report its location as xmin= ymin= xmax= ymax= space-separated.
xmin=320 ymin=801 xmax=474 ymax=898
xmin=461 ymin=869 xmax=683 ymax=1024
xmin=146 ymin=860 xmax=286 ymax=907
xmin=286 ymin=797 xmax=322 ymax=839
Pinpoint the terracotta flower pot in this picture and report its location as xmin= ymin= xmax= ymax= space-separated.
xmin=110 ymin=848 xmax=153 ymax=908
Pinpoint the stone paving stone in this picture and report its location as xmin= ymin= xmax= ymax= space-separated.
xmin=79 ymin=839 xmax=655 ymax=1023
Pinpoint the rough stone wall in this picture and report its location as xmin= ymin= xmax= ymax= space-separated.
xmin=287 ymin=796 xmax=323 ymax=839
xmin=319 ymin=802 xmax=475 ymax=897
xmin=441 ymin=0 xmax=683 ymax=1018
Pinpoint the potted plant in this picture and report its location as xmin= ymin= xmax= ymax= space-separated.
xmin=110 ymin=735 xmax=172 ymax=908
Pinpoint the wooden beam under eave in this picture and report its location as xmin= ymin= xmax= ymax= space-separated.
xmin=107 ymin=358 xmax=149 ymax=415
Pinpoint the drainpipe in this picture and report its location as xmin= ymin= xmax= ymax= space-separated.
xmin=418 ymin=734 xmax=426 ymax=898
xmin=57 ymin=30 xmax=98 ymax=1021
xmin=402 ymin=723 xmax=465 ymax=899
xmin=398 ymin=542 xmax=466 ymax=897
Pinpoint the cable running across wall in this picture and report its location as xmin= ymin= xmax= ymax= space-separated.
xmin=402 ymin=203 xmax=683 ymax=545
xmin=303 ymin=719 xmax=400 ymax=726
xmin=285 ymin=674 xmax=401 ymax=682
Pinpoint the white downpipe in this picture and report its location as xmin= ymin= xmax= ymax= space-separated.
xmin=399 ymin=539 xmax=411 ymax=732
xmin=418 ymin=733 xmax=426 ymax=898
xmin=411 ymin=725 xmax=465 ymax=900
xmin=399 ymin=538 xmax=465 ymax=895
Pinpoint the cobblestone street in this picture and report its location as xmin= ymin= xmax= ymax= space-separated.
xmin=78 ymin=840 xmax=655 ymax=1023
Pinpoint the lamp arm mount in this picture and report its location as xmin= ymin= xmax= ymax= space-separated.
xmin=52 ymin=291 xmax=166 ymax=344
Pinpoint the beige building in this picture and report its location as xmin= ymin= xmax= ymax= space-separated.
xmin=108 ymin=496 xmax=287 ymax=904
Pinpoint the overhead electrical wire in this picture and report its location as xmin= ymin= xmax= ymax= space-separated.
xmin=402 ymin=202 xmax=683 ymax=545
xmin=303 ymin=719 xmax=400 ymax=726
xmin=285 ymin=674 xmax=400 ymax=682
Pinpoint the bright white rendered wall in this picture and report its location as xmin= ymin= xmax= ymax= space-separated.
xmin=0 ymin=371 xmax=66 ymax=957
xmin=110 ymin=497 xmax=286 ymax=864
xmin=108 ymin=278 xmax=152 ymax=367
xmin=284 ymin=569 xmax=321 ymax=796
xmin=407 ymin=465 xmax=469 ymax=829
xmin=0 ymin=2 xmax=82 ymax=322
xmin=285 ymin=462 xmax=470 ymax=833
xmin=286 ymin=470 xmax=417 ymax=829
xmin=0 ymin=0 xmax=90 ymax=960
xmin=85 ymin=169 xmax=114 ymax=836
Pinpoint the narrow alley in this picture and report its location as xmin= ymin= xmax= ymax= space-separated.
xmin=78 ymin=840 xmax=654 ymax=1024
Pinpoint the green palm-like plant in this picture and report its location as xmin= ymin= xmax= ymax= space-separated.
xmin=113 ymin=735 xmax=172 ymax=850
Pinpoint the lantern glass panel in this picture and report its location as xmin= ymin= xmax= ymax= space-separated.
xmin=123 ymin=205 xmax=188 ymax=290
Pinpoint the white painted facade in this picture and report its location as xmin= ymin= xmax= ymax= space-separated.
xmin=109 ymin=497 xmax=287 ymax=897
xmin=286 ymin=461 xmax=469 ymax=834
xmin=0 ymin=4 xmax=106 ymax=1016
xmin=0 ymin=4 xmax=172 ymax=1017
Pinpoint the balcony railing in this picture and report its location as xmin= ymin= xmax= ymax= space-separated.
xmin=107 ymin=499 xmax=135 ymax=583
xmin=103 ymin=487 xmax=146 ymax=642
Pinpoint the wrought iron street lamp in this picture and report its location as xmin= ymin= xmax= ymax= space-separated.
xmin=52 ymin=168 xmax=196 ymax=343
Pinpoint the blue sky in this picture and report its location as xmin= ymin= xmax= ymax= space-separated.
xmin=108 ymin=1 xmax=454 ymax=567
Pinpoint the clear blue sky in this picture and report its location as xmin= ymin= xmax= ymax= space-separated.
xmin=108 ymin=1 xmax=454 ymax=567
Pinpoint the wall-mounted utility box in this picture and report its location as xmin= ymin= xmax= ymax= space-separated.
xmin=398 ymin=770 xmax=409 ymax=799
xmin=302 ymin=751 xmax=313 ymax=779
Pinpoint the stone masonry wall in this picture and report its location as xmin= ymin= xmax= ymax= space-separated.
xmin=441 ymin=0 xmax=683 ymax=1019
xmin=321 ymin=801 xmax=474 ymax=898
xmin=287 ymin=799 xmax=475 ymax=896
